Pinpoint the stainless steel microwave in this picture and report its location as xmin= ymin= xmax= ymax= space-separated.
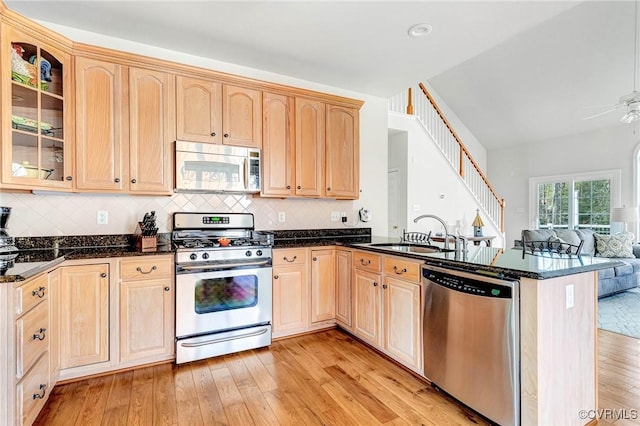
xmin=175 ymin=141 xmax=261 ymax=193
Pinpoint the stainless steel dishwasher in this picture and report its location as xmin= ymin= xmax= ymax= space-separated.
xmin=422 ymin=265 xmax=520 ymax=426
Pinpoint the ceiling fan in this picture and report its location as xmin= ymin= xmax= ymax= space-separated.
xmin=584 ymin=1 xmax=640 ymax=123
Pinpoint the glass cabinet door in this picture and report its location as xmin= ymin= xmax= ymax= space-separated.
xmin=3 ymin=25 xmax=71 ymax=188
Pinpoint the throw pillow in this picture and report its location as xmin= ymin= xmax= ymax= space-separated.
xmin=594 ymin=232 xmax=635 ymax=258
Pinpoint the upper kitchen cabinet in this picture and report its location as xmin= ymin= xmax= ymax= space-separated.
xmin=325 ymin=105 xmax=359 ymax=199
xmin=75 ymin=56 xmax=174 ymax=194
xmin=0 ymin=23 xmax=74 ymax=190
xmin=294 ymin=98 xmax=325 ymax=197
xmin=176 ymin=76 xmax=262 ymax=148
xmin=262 ymin=92 xmax=295 ymax=197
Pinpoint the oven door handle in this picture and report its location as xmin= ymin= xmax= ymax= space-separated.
xmin=178 ymin=259 xmax=271 ymax=271
xmin=180 ymin=327 xmax=269 ymax=347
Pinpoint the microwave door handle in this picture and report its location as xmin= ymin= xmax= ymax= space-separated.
xmin=244 ymin=158 xmax=249 ymax=190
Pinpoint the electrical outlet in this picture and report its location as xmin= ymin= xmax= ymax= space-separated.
xmin=341 ymin=216 xmax=347 ymax=223
xmin=278 ymin=212 xmax=286 ymax=223
xmin=331 ymin=211 xmax=340 ymax=222
xmin=566 ymin=284 xmax=574 ymax=309
xmin=96 ymin=210 xmax=108 ymax=225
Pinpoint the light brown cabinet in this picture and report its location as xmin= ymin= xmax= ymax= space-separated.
xmin=59 ymin=263 xmax=110 ymax=369
xmin=310 ymin=248 xmax=336 ymax=323
xmin=295 ymin=98 xmax=325 ymax=197
xmin=176 ymin=76 xmax=262 ymax=148
xmin=272 ymin=248 xmax=309 ymax=338
xmin=262 ymin=92 xmax=295 ymax=196
xmin=325 ymin=105 xmax=359 ymax=199
xmin=335 ymin=248 xmax=352 ymax=329
xmin=1 ymin=23 xmax=74 ymax=190
xmin=47 ymin=268 xmax=61 ymax=383
xmin=119 ymin=256 xmax=174 ymax=364
xmin=75 ymin=57 xmax=174 ymax=194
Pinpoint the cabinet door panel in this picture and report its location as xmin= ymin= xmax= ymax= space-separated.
xmin=325 ymin=105 xmax=359 ymax=199
xmin=295 ymin=98 xmax=324 ymax=196
xmin=262 ymin=92 xmax=294 ymax=196
xmin=272 ymin=266 xmax=309 ymax=337
xmin=352 ymin=269 xmax=381 ymax=346
xmin=75 ymin=57 xmax=127 ymax=190
xmin=383 ymin=277 xmax=422 ymax=370
xmin=311 ymin=249 xmax=335 ymax=323
xmin=176 ymin=76 xmax=221 ymax=143
xmin=223 ymin=85 xmax=262 ymax=148
xmin=59 ymin=264 xmax=109 ymax=369
xmin=120 ymin=278 xmax=173 ymax=363
xmin=335 ymin=249 xmax=352 ymax=328
xmin=128 ymin=68 xmax=175 ymax=194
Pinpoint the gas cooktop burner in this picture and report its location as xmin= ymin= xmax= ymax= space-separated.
xmin=178 ymin=238 xmax=269 ymax=249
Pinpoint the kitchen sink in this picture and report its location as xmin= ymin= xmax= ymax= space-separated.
xmin=368 ymin=242 xmax=454 ymax=254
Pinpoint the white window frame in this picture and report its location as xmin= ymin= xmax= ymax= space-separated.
xmin=529 ymin=169 xmax=621 ymax=231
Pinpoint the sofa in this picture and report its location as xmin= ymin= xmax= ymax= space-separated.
xmin=521 ymin=228 xmax=640 ymax=299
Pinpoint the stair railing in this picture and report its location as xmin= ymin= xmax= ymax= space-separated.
xmin=389 ymin=84 xmax=505 ymax=233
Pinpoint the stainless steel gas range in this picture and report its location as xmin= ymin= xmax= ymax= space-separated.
xmin=172 ymin=212 xmax=273 ymax=364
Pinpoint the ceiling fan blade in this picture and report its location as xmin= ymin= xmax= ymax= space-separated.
xmin=583 ymin=105 xmax=625 ymax=120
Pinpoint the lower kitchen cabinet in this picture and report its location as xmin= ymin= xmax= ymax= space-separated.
xmin=272 ymin=248 xmax=310 ymax=338
xmin=58 ymin=263 xmax=110 ymax=369
xmin=335 ymin=248 xmax=352 ymax=329
xmin=119 ymin=256 xmax=174 ymax=364
xmin=352 ymin=268 xmax=382 ymax=346
xmin=383 ymin=276 xmax=422 ymax=370
xmin=310 ymin=248 xmax=336 ymax=323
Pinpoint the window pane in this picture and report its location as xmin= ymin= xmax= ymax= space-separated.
xmin=576 ymin=179 xmax=610 ymax=234
xmin=537 ymin=182 xmax=569 ymax=228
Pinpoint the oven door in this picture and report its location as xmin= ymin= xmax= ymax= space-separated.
xmin=175 ymin=265 xmax=272 ymax=339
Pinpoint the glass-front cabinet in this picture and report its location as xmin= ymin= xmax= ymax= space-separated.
xmin=1 ymin=24 xmax=72 ymax=189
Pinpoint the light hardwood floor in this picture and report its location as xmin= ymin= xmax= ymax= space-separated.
xmin=34 ymin=328 xmax=639 ymax=426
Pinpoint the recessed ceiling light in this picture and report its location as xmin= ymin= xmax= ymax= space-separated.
xmin=408 ymin=23 xmax=432 ymax=37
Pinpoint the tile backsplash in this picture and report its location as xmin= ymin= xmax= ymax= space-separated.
xmin=0 ymin=192 xmax=355 ymax=237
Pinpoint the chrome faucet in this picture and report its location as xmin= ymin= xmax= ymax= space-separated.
xmin=413 ymin=214 xmax=451 ymax=251
xmin=413 ymin=214 xmax=468 ymax=254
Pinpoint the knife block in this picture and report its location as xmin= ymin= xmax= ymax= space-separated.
xmin=134 ymin=222 xmax=157 ymax=252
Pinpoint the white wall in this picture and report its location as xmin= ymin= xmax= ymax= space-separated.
xmin=389 ymin=113 xmax=502 ymax=246
xmin=388 ymin=131 xmax=408 ymax=236
xmin=0 ymin=21 xmax=389 ymax=237
xmin=488 ymin=123 xmax=639 ymax=246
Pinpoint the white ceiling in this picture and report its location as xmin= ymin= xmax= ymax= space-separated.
xmin=6 ymin=1 xmax=634 ymax=149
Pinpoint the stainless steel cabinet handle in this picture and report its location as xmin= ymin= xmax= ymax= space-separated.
xmin=33 ymin=384 xmax=46 ymax=400
xmin=31 ymin=287 xmax=46 ymax=298
xmin=33 ymin=328 xmax=46 ymax=341
xmin=360 ymin=258 xmax=371 ymax=266
xmin=393 ymin=266 xmax=407 ymax=275
xmin=136 ymin=265 xmax=157 ymax=274
xmin=100 ymin=273 xmax=107 ymax=278
xmin=283 ymin=256 xmax=297 ymax=263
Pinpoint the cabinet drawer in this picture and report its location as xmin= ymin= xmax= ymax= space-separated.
xmin=120 ymin=256 xmax=172 ymax=280
xmin=353 ymin=250 xmax=381 ymax=272
xmin=15 ymin=274 xmax=48 ymax=317
xmin=16 ymin=352 xmax=49 ymax=426
xmin=383 ymin=257 xmax=422 ymax=283
xmin=273 ymin=248 xmax=307 ymax=266
xmin=16 ymin=300 xmax=49 ymax=379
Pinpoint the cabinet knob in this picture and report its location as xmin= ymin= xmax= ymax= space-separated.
xmin=211 ymin=132 xmax=216 ymax=137
xmin=33 ymin=384 xmax=46 ymax=400
xmin=313 ymin=257 xmax=318 ymax=261
xmin=131 ymin=179 xmax=137 ymax=184
xmin=373 ymin=282 xmax=378 ymax=287
xmin=223 ymin=133 xmax=229 ymax=138
xmin=297 ymin=185 xmax=301 ymax=190
xmin=65 ymin=176 xmax=72 ymax=181
xmin=33 ymin=328 xmax=46 ymax=341
xmin=382 ymin=284 xmax=388 ymax=289
xmin=114 ymin=178 xmax=120 ymax=183
xmin=100 ymin=273 xmax=107 ymax=278
xmin=286 ymin=185 xmax=291 ymax=190
xmin=274 ymin=275 xmax=279 ymax=279
xmin=31 ymin=287 xmax=46 ymax=298
xmin=164 ymin=286 xmax=171 ymax=292
xmin=327 ymin=187 xmax=331 ymax=191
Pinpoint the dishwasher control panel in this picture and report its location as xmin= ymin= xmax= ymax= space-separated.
xmin=423 ymin=268 xmax=513 ymax=299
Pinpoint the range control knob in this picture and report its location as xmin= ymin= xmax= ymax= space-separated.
xmin=256 ymin=250 xmax=263 ymax=256
xmin=189 ymin=253 xmax=197 ymax=260
xmin=202 ymin=252 xmax=209 ymax=260
xmin=245 ymin=250 xmax=253 ymax=257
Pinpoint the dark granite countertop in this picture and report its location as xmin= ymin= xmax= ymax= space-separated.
xmin=350 ymin=236 xmax=623 ymax=280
